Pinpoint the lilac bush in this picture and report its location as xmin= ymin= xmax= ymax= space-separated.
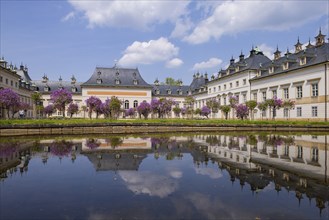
xmin=101 ymin=99 xmax=111 ymax=118
xmin=137 ymin=101 xmax=151 ymax=119
xmin=235 ymin=104 xmax=249 ymax=120
xmin=125 ymin=108 xmax=135 ymax=118
xmin=43 ymin=104 xmax=55 ymax=117
xmin=201 ymin=106 xmax=211 ymax=118
xmin=86 ymin=138 xmax=100 ymax=149
xmin=86 ymin=96 xmax=102 ymax=119
xmin=50 ymin=88 xmax=73 ymax=117
xmin=0 ymin=88 xmax=20 ymax=118
xmin=67 ymin=103 xmax=79 ymax=118
xmin=229 ymin=96 xmax=238 ymax=108
xmin=50 ymin=140 xmax=73 ymax=157
xmin=181 ymin=107 xmax=187 ymax=118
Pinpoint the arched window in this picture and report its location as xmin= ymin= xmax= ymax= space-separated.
xmin=124 ymin=100 xmax=129 ymax=109
xmin=133 ymin=100 xmax=138 ymax=108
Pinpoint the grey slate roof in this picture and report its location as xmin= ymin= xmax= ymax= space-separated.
xmin=152 ymin=84 xmax=190 ymax=97
xmin=189 ymin=73 xmax=208 ymax=94
xmin=32 ymin=80 xmax=82 ymax=94
xmin=81 ymin=67 xmax=152 ymax=88
xmin=16 ymin=65 xmax=32 ymax=84
xmin=209 ymin=49 xmax=271 ymax=82
xmin=252 ymin=42 xmax=329 ymax=80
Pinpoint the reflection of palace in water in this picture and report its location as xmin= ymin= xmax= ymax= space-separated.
xmin=0 ymin=134 xmax=328 ymax=212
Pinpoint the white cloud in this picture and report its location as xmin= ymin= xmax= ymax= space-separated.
xmin=169 ymin=170 xmax=183 ymax=179
xmin=67 ymin=0 xmax=190 ymax=30
xmin=118 ymin=38 xmax=180 ymax=67
xmin=193 ymin=58 xmax=222 ymax=70
xmin=61 ymin=11 xmax=75 ymax=22
xmin=119 ymin=171 xmax=178 ymax=198
xmin=194 ymin=166 xmax=222 ymax=179
xmin=184 ymin=1 xmax=328 ymax=44
xmin=166 ymin=58 xmax=183 ymax=68
xmin=258 ymin=44 xmax=274 ymax=59
xmin=170 ymin=18 xmax=194 ymax=38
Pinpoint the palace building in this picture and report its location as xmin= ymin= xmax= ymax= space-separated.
xmin=0 ymin=29 xmax=328 ymax=120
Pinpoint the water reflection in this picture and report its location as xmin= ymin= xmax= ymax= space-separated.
xmin=0 ymin=133 xmax=328 ymax=219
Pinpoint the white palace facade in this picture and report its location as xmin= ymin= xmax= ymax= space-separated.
xmin=0 ymin=29 xmax=328 ymax=120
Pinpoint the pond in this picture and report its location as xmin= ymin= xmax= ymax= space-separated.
xmin=0 ymin=132 xmax=328 ymax=220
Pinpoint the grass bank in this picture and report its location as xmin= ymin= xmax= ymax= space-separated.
xmin=1 ymin=118 xmax=329 ymax=127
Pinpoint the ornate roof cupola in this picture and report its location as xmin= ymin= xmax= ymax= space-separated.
xmin=71 ymin=75 xmax=76 ymax=84
xmin=9 ymin=62 xmax=13 ymax=70
xmin=193 ymin=73 xmax=196 ymax=79
xmin=306 ymin=38 xmax=314 ymax=49
xmin=230 ymin=56 xmax=235 ymax=65
xmin=250 ymin=45 xmax=256 ymax=56
xmin=204 ymin=72 xmax=208 ymax=83
xmin=20 ymin=62 xmax=24 ymax=70
xmin=294 ymin=37 xmax=303 ymax=53
xmin=0 ymin=56 xmax=7 ymax=68
xmin=24 ymin=64 xmax=28 ymax=72
xmin=239 ymin=51 xmax=244 ymax=61
xmin=178 ymin=79 xmax=183 ymax=87
xmin=42 ymin=74 xmax=48 ymax=83
xmin=284 ymin=47 xmax=291 ymax=57
xmin=58 ymin=76 xmax=63 ymax=88
xmin=96 ymin=71 xmax=102 ymax=84
xmin=315 ymin=28 xmax=326 ymax=47
xmin=274 ymin=46 xmax=281 ymax=60
xmin=154 ymin=78 xmax=159 ymax=86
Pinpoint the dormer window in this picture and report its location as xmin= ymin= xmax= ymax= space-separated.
xmin=71 ymin=87 xmax=77 ymax=92
xmin=133 ymin=79 xmax=138 ymax=85
xmin=97 ymin=78 xmax=102 ymax=84
xmin=116 ymin=71 xmax=119 ymax=76
xmin=167 ymin=89 xmax=171 ymax=95
xmin=133 ymin=72 xmax=137 ymax=77
xmin=269 ymin=67 xmax=274 ymax=74
xmin=115 ymin=79 xmax=120 ymax=85
xmin=178 ymin=90 xmax=182 ymax=95
xmin=44 ymin=86 xmax=49 ymax=92
xmin=283 ymin=62 xmax=289 ymax=70
xmin=235 ymin=66 xmax=239 ymax=72
xmin=299 ymin=57 xmax=306 ymax=65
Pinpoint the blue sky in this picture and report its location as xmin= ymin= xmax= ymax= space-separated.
xmin=1 ymin=0 xmax=328 ymax=85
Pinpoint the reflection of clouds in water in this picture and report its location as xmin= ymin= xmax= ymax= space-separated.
xmin=169 ymin=170 xmax=183 ymax=179
xmin=185 ymin=192 xmax=237 ymax=220
xmin=194 ymin=166 xmax=222 ymax=179
xmin=119 ymin=171 xmax=178 ymax=198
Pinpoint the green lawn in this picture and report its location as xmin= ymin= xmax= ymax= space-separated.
xmin=1 ymin=118 xmax=329 ymax=127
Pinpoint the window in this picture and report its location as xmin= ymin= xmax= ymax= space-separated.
xmin=224 ymin=84 xmax=226 ymax=90
xmin=253 ymin=93 xmax=257 ymax=101
xmin=155 ymin=89 xmax=160 ymax=95
xmin=115 ymin=79 xmax=120 ymax=85
xmin=10 ymin=80 xmax=13 ymax=86
xmin=243 ymin=94 xmax=247 ymax=103
xmin=297 ymin=107 xmax=302 ymax=117
xmin=5 ymin=78 xmax=8 ymax=84
xmin=124 ymin=100 xmax=129 ymax=110
xmin=209 ymin=88 xmax=211 ymax=93
xmin=300 ymin=57 xmax=306 ymax=65
xmin=236 ymin=95 xmax=240 ymax=104
xmin=312 ymin=83 xmax=318 ymax=97
xmin=243 ymin=79 xmax=246 ymax=85
xmin=44 ymin=87 xmax=49 ymax=92
xmin=236 ymin=81 xmax=239 ymax=87
xmin=269 ymin=67 xmax=274 ymax=74
xmin=224 ymin=97 xmax=227 ymax=105
xmin=272 ymin=90 xmax=277 ymax=98
xmin=262 ymin=110 xmax=266 ymax=117
xmin=96 ymin=78 xmax=102 ymax=84
xmin=284 ymin=146 xmax=289 ymax=156
xmin=167 ymin=89 xmax=171 ymax=94
xmin=284 ymin=108 xmax=288 ymax=117
xmin=230 ymin=83 xmax=232 ymax=88
xmin=218 ymin=86 xmax=221 ymax=91
xmin=297 ymin=146 xmax=303 ymax=159
xmin=213 ymin=87 xmax=216 ymax=92
xmin=133 ymin=79 xmax=138 ymax=85
xmin=133 ymin=100 xmax=138 ymax=108
xmin=297 ymin=86 xmax=303 ymax=98
xmin=71 ymin=87 xmax=77 ymax=92
xmin=0 ymin=76 xmax=2 ymax=82
xmin=15 ymin=82 xmax=17 ymax=88
xmin=262 ymin=91 xmax=266 ymax=101
xmin=311 ymin=147 xmax=319 ymax=162
xmin=283 ymin=62 xmax=289 ymax=70
xmin=284 ymin=88 xmax=289 ymax=99
xmin=312 ymin=106 xmax=318 ymax=117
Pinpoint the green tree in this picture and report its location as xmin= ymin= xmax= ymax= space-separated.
xmin=184 ymin=96 xmax=195 ymax=118
xmin=31 ymin=92 xmax=42 ymax=118
xmin=220 ymin=105 xmax=231 ymax=120
xmin=195 ymin=108 xmax=201 ymax=116
xmin=109 ymin=96 xmax=122 ymax=119
xmin=161 ymin=77 xmax=181 ymax=86
xmin=245 ymin=100 xmax=257 ymax=120
xmin=257 ymin=101 xmax=268 ymax=120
